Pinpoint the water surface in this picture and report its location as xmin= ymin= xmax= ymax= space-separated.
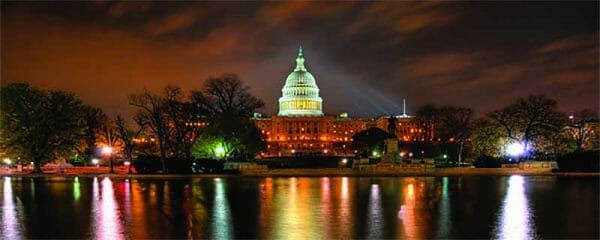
xmin=0 ymin=176 xmax=598 ymax=239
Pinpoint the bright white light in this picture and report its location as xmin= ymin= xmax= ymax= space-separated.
xmin=101 ymin=146 xmax=113 ymax=155
xmin=92 ymin=158 xmax=99 ymax=165
xmin=342 ymin=158 xmax=348 ymax=164
xmin=506 ymin=142 xmax=525 ymax=156
xmin=123 ymin=161 xmax=131 ymax=166
xmin=3 ymin=158 xmax=11 ymax=165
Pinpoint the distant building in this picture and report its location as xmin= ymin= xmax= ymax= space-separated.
xmin=252 ymin=47 xmax=431 ymax=157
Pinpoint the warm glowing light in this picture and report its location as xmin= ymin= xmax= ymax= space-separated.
xmin=101 ymin=146 xmax=113 ymax=155
xmin=3 ymin=158 xmax=11 ymax=165
xmin=92 ymin=158 xmax=99 ymax=165
xmin=124 ymin=161 xmax=131 ymax=166
xmin=506 ymin=142 xmax=525 ymax=156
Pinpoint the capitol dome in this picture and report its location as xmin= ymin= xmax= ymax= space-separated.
xmin=278 ymin=47 xmax=323 ymax=116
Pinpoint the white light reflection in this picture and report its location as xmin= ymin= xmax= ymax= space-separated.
xmin=91 ymin=177 xmax=124 ymax=240
xmin=2 ymin=177 xmax=24 ymax=240
xmin=494 ymin=176 xmax=536 ymax=240
xmin=367 ymin=184 xmax=382 ymax=239
xmin=212 ymin=178 xmax=232 ymax=240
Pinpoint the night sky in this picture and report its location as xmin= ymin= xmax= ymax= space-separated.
xmin=2 ymin=1 xmax=598 ymax=119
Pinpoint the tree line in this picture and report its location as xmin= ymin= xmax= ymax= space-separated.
xmin=0 ymin=75 xmax=265 ymax=173
xmin=414 ymin=95 xmax=598 ymax=164
xmin=1 ymin=77 xmax=598 ymax=173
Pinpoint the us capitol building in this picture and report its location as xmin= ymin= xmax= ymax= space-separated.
xmin=252 ymin=47 xmax=432 ymax=157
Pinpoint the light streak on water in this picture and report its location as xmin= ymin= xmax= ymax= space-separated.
xmin=2 ymin=177 xmax=24 ymax=240
xmin=436 ymin=177 xmax=451 ymax=238
xmin=494 ymin=175 xmax=536 ymax=240
xmin=212 ymin=178 xmax=232 ymax=240
xmin=91 ymin=177 xmax=124 ymax=240
xmin=367 ymin=184 xmax=382 ymax=239
xmin=73 ymin=177 xmax=81 ymax=201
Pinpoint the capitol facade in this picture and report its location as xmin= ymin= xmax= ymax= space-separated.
xmin=252 ymin=47 xmax=432 ymax=157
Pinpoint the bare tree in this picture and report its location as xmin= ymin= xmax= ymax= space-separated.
xmin=490 ymin=95 xmax=565 ymax=158
xmin=98 ymin=119 xmax=121 ymax=173
xmin=191 ymin=74 xmax=264 ymax=117
xmin=416 ymin=103 xmax=438 ymax=142
xmin=565 ymin=109 xmax=599 ymax=151
xmin=164 ymin=86 xmax=201 ymax=159
xmin=436 ymin=106 xmax=474 ymax=165
xmin=81 ymin=106 xmax=107 ymax=163
xmin=115 ymin=115 xmax=144 ymax=173
xmin=129 ymin=90 xmax=169 ymax=173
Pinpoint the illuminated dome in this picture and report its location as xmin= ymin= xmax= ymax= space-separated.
xmin=278 ymin=47 xmax=323 ymax=116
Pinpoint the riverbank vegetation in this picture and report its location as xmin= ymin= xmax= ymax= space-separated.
xmin=1 ymin=80 xmax=598 ymax=173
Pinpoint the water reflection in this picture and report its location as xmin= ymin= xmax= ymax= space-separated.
xmin=73 ymin=177 xmax=81 ymax=201
xmin=212 ymin=178 xmax=232 ymax=239
xmin=91 ymin=177 xmax=124 ymax=240
xmin=367 ymin=184 xmax=383 ymax=239
xmin=1 ymin=176 xmax=598 ymax=239
xmin=2 ymin=177 xmax=24 ymax=240
xmin=494 ymin=176 xmax=536 ymax=240
xmin=436 ymin=177 xmax=451 ymax=238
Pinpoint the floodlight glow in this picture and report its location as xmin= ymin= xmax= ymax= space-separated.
xmin=101 ymin=146 xmax=113 ymax=155
xmin=506 ymin=142 xmax=525 ymax=156
xmin=342 ymin=158 xmax=348 ymax=164
xmin=214 ymin=145 xmax=225 ymax=158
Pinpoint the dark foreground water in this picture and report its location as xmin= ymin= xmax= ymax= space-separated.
xmin=0 ymin=176 xmax=598 ymax=239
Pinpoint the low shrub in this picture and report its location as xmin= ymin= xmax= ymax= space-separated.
xmin=474 ymin=155 xmax=502 ymax=168
xmin=557 ymin=150 xmax=600 ymax=172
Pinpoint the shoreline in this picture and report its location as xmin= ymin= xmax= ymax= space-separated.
xmin=1 ymin=168 xmax=598 ymax=179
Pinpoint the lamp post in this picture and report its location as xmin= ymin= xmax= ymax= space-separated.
xmin=102 ymin=146 xmax=114 ymax=174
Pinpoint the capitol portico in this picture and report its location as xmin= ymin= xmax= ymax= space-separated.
xmin=252 ymin=47 xmax=432 ymax=157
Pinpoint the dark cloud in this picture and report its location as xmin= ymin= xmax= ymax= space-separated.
xmin=1 ymin=1 xmax=598 ymax=120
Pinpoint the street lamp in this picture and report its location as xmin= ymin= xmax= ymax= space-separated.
xmin=102 ymin=146 xmax=115 ymax=174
